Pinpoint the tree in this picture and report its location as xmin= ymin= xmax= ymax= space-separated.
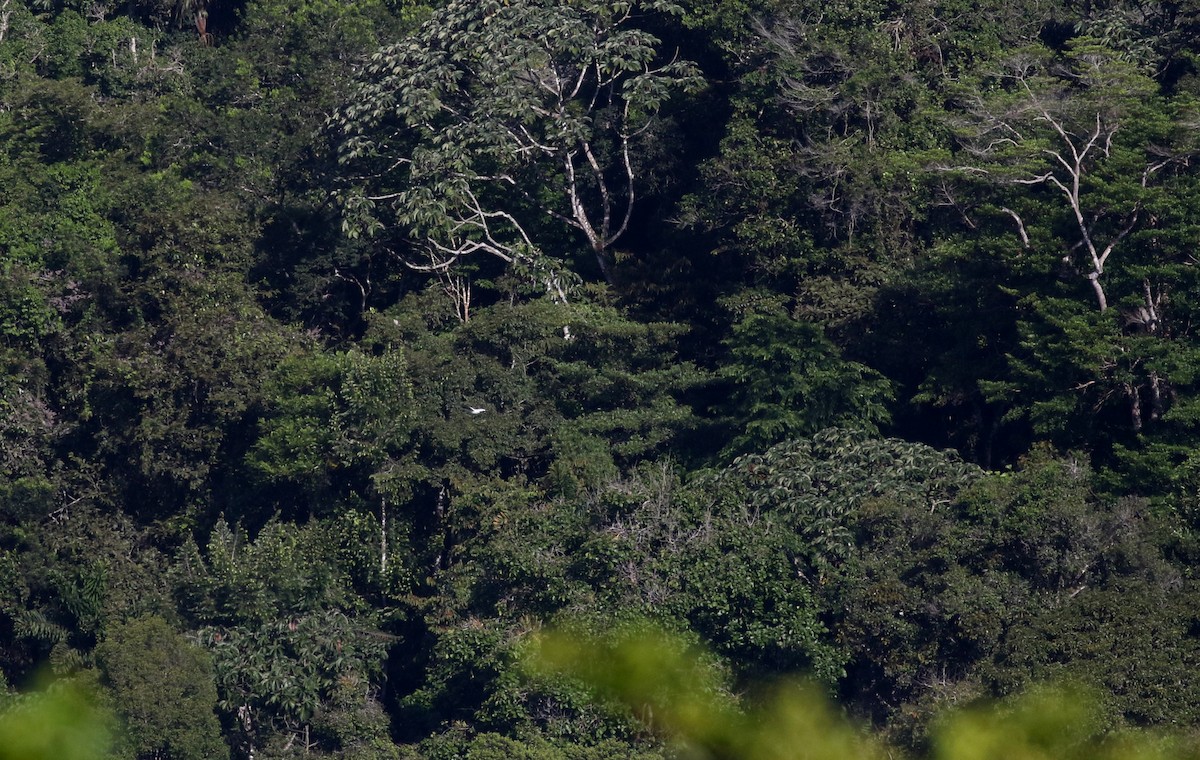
xmin=823 ymin=448 xmax=1186 ymax=745
xmin=97 ymin=615 xmax=229 ymax=760
xmin=172 ymin=519 xmax=392 ymax=756
xmin=673 ymin=0 xmax=1053 ymax=335
xmin=332 ymin=0 xmax=702 ymax=288
xmin=935 ymin=41 xmax=1200 ymax=463
xmin=943 ymin=42 xmax=1192 ymax=313
xmin=248 ymin=346 xmax=417 ymax=530
xmin=200 ymin=610 xmax=388 ymax=756
xmin=717 ymin=313 xmax=892 ymax=456
xmin=703 ymin=428 xmax=981 ymax=580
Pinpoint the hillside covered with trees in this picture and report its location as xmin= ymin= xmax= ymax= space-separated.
xmin=5 ymin=0 xmax=1200 ymax=757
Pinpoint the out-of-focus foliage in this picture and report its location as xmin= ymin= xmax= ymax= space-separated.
xmin=533 ymin=625 xmax=1200 ymax=760
xmin=0 ymin=678 xmax=114 ymax=760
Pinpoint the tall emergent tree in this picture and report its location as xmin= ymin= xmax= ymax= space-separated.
xmin=332 ymin=0 xmax=702 ymax=289
xmin=944 ymin=43 xmax=1193 ymax=314
xmin=936 ymin=41 xmax=1200 ymax=465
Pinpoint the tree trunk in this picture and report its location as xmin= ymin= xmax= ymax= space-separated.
xmin=1088 ymin=272 xmax=1108 ymax=311
xmin=1148 ymin=371 xmax=1164 ymax=422
xmin=594 ymin=246 xmax=613 ymax=284
xmin=1127 ymin=383 xmax=1143 ymax=432
xmin=380 ymin=496 xmax=388 ymax=575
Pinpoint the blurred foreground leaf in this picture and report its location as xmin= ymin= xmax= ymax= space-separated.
xmin=531 ymin=624 xmax=1200 ymax=760
xmin=0 ymin=679 xmax=112 ymax=760
xmin=530 ymin=625 xmax=881 ymax=760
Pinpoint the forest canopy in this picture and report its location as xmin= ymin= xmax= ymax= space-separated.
xmin=4 ymin=0 xmax=1200 ymax=757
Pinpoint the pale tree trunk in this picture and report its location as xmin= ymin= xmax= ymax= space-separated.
xmin=380 ymin=496 xmax=388 ymax=576
xmin=1141 ymin=279 xmax=1165 ymax=423
xmin=1087 ymin=272 xmax=1108 ymax=312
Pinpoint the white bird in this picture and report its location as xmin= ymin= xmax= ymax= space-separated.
xmin=467 ymin=406 xmax=487 ymax=415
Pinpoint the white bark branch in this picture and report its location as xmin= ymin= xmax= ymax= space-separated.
xmin=1000 ymin=207 xmax=1030 ymax=248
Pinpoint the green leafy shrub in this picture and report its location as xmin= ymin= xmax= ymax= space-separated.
xmin=96 ymin=615 xmax=228 ymax=760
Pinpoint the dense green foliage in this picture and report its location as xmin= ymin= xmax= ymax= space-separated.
xmin=97 ymin=616 xmax=227 ymax=760
xmin=5 ymin=0 xmax=1200 ymax=757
